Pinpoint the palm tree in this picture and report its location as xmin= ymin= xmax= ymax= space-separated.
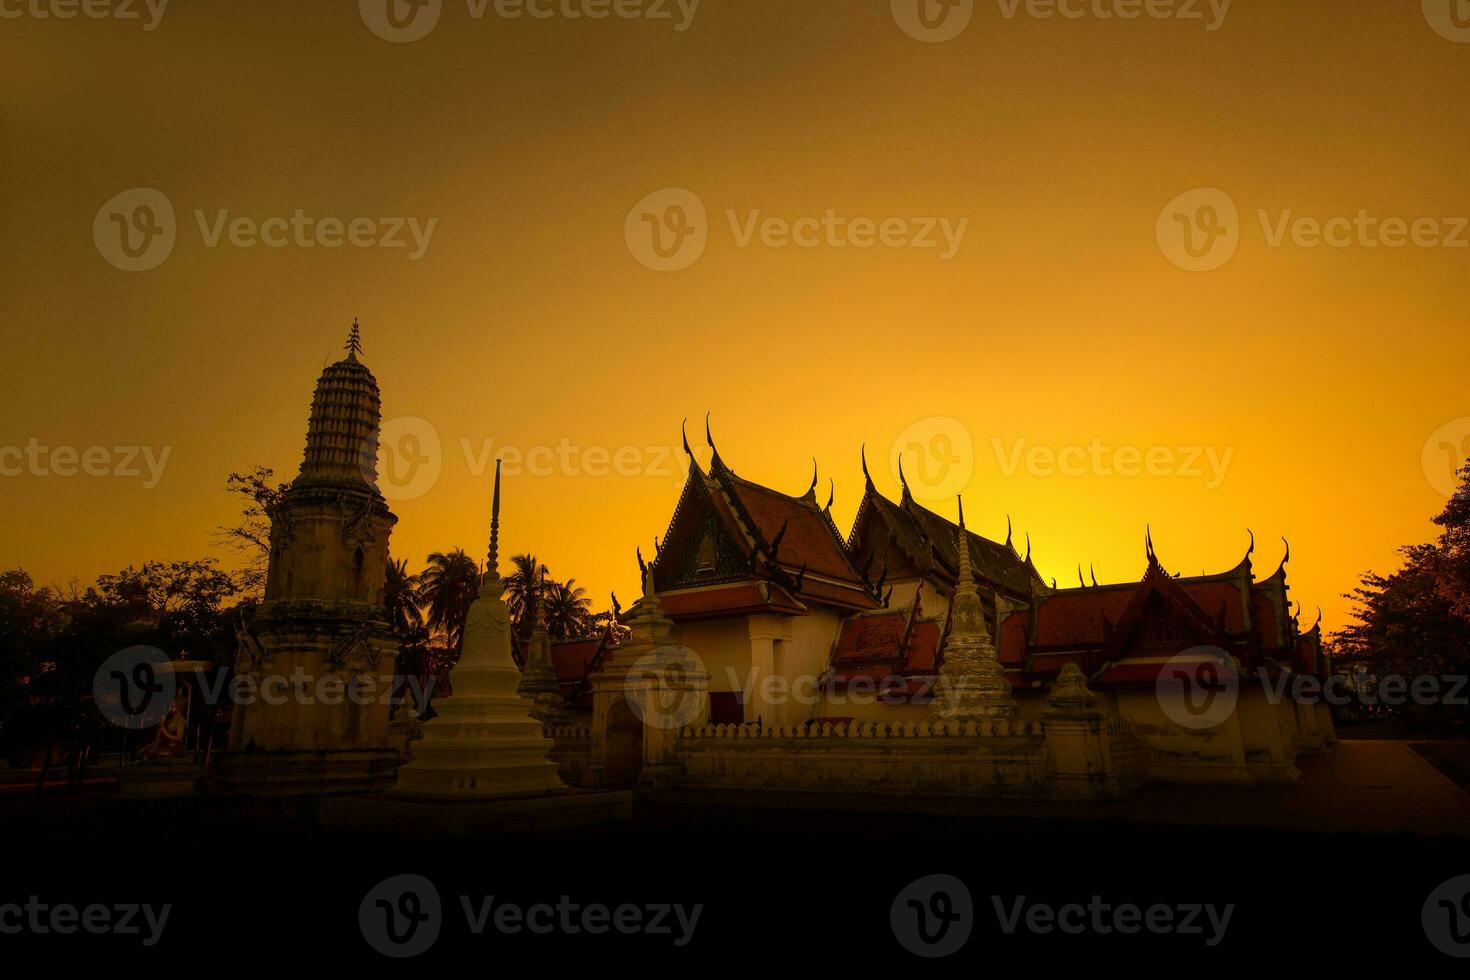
xmin=383 ymin=557 xmax=423 ymax=639
xmin=543 ymin=578 xmax=593 ymax=638
xmin=504 ymin=553 xmax=548 ymax=637
xmin=417 ymin=549 xmax=481 ymax=651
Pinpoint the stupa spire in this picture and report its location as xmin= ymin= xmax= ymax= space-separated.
xmin=345 ymin=318 xmax=363 ymax=360
xmin=929 ymin=494 xmax=1018 ymax=721
xmin=297 ymin=321 xmax=382 ymax=487
xmin=484 ymin=459 xmax=502 ymax=588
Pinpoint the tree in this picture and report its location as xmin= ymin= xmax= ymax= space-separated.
xmin=417 ymin=549 xmax=481 ymax=651
xmin=504 ymin=553 xmax=548 ymax=638
xmin=1334 ymin=461 xmax=1470 ymax=686
xmin=214 ymin=466 xmax=288 ymax=597
xmin=383 ymin=557 xmax=424 ymax=639
xmin=542 ymin=578 xmax=593 ymax=638
xmin=1432 ymin=460 xmax=1470 ymax=624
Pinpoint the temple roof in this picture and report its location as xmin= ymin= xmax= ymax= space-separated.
xmin=848 ymin=463 xmax=1040 ymax=597
xmin=649 ymin=424 xmax=878 ymax=615
xmin=993 ymin=535 xmax=1315 ymax=684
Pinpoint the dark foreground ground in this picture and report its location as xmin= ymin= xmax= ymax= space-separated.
xmin=2 ymin=741 xmax=1467 ymax=967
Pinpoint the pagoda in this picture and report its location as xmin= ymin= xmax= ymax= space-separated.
xmin=214 ymin=322 xmax=402 ymax=797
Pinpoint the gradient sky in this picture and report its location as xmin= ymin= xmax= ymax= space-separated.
xmin=3 ymin=1 xmax=1468 ymax=634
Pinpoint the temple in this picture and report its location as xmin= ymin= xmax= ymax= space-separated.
xmin=214 ymin=334 xmax=1336 ymax=808
xmin=556 ymin=420 xmax=1336 ymax=795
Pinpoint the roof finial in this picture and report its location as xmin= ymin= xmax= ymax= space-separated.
xmin=484 ymin=459 xmax=502 ymax=586
xmin=1090 ymin=563 xmax=1098 ymax=587
xmin=1005 ymin=515 xmax=1013 ymax=551
xmin=860 ymin=444 xmax=874 ymax=489
xmin=825 ymin=478 xmax=835 ymax=511
xmin=954 ymin=495 xmax=976 ymax=598
xmin=898 ymin=451 xmax=911 ymax=502
xmin=807 ymin=458 xmax=819 ymax=496
xmin=345 ymin=318 xmax=363 ymax=360
xmin=681 ymin=417 xmax=692 ymax=458
xmin=1024 ymin=531 xmax=1032 ymax=563
xmin=1078 ymin=564 xmax=1086 ymax=588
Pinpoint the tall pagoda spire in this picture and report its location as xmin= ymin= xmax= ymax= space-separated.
xmin=930 ymin=494 xmax=1019 ymax=721
xmin=484 ymin=459 xmax=502 ymax=589
xmin=297 ymin=319 xmax=382 ymax=488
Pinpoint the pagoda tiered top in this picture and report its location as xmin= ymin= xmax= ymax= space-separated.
xmin=296 ymin=320 xmax=383 ymax=490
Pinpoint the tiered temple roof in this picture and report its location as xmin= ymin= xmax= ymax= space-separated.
xmin=847 ymin=450 xmax=1044 ymax=601
xmin=995 ymin=533 xmax=1318 ymax=690
xmin=645 ymin=420 xmax=880 ymax=619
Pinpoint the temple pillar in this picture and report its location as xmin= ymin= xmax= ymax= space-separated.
xmin=746 ymin=625 xmax=776 ymax=726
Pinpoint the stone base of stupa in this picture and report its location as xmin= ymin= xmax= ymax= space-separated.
xmin=317 ymin=787 xmax=632 ymax=838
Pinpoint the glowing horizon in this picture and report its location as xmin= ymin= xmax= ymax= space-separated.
xmin=4 ymin=2 xmax=1469 ymax=638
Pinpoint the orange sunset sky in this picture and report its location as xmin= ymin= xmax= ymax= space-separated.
xmin=2 ymin=1 xmax=1468 ymax=635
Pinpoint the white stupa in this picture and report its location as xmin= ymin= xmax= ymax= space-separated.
xmin=388 ymin=461 xmax=564 ymax=799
